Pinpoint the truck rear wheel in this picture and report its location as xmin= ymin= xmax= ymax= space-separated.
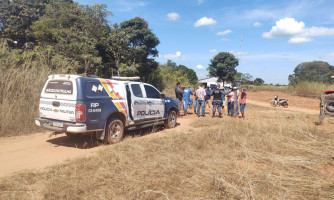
xmin=165 ymin=110 xmax=177 ymax=128
xmin=105 ymin=118 xmax=124 ymax=144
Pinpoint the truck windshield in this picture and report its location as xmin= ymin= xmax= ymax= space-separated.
xmin=45 ymin=80 xmax=73 ymax=94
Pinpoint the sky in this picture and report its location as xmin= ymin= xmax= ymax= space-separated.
xmin=75 ymin=0 xmax=334 ymax=84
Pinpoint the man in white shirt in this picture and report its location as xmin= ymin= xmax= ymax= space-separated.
xmin=195 ymin=84 xmax=206 ymax=117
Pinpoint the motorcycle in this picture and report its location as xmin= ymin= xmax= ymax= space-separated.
xmin=270 ymin=99 xmax=289 ymax=108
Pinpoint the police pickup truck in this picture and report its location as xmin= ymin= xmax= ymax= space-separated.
xmin=35 ymin=74 xmax=179 ymax=144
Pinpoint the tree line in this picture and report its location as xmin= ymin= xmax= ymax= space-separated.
xmin=0 ymin=0 xmax=197 ymax=90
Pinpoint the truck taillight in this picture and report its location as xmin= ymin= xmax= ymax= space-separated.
xmin=75 ymin=104 xmax=86 ymax=122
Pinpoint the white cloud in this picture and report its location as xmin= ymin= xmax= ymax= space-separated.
xmin=288 ymin=37 xmax=313 ymax=44
xmin=167 ymin=12 xmax=180 ymax=21
xmin=164 ymin=51 xmax=181 ymax=60
xmin=217 ymin=29 xmax=232 ymax=36
xmin=220 ymin=38 xmax=230 ymax=41
xmin=116 ymin=1 xmax=146 ymax=12
xmin=237 ymin=51 xmax=249 ymax=56
xmin=209 ymin=49 xmax=217 ymax=53
xmin=194 ymin=17 xmax=217 ymax=27
xmin=197 ymin=0 xmax=204 ymax=5
xmin=196 ymin=64 xmax=206 ymax=70
xmin=325 ymin=52 xmax=334 ymax=60
xmin=263 ymin=17 xmax=334 ymax=44
xmin=253 ymin=22 xmax=262 ymax=27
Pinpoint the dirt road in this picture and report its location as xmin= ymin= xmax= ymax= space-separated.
xmin=0 ymin=117 xmax=194 ymax=178
xmin=0 ymin=92 xmax=320 ymax=178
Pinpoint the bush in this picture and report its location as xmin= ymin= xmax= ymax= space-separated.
xmin=0 ymin=41 xmax=73 ymax=136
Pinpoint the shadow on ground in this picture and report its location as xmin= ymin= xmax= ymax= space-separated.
xmin=46 ymin=123 xmax=180 ymax=149
xmin=46 ymin=133 xmax=100 ymax=149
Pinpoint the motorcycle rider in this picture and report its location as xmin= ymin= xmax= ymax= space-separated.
xmin=274 ymin=94 xmax=278 ymax=105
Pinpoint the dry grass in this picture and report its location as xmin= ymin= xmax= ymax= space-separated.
xmin=246 ymin=82 xmax=334 ymax=97
xmin=1 ymin=104 xmax=334 ymax=199
xmin=0 ymin=41 xmax=72 ymax=137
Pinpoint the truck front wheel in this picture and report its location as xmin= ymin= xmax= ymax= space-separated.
xmin=105 ymin=118 xmax=124 ymax=144
xmin=165 ymin=110 xmax=177 ymax=128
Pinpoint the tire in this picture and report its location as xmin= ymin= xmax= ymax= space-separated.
xmin=165 ymin=110 xmax=177 ymax=129
xmin=105 ymin=118 xmax=124 ymax=144
xmin=270 ymin=101 xmax=276 ymax=107
xmin=326 ymin=101 xmax=334 ymax=112
xmin=283 ymin=102 xmax=288 ymax=108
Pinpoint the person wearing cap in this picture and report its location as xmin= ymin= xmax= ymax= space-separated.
xmin=239 ymin=88 xmax=247 ymax=118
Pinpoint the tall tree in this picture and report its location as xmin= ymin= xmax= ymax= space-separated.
xmin=32 ymin=1 xmax=111 ymax=74
xmin=120 ymin=17 xmax=160 ymax=82
xmin=105 ymin=24 xmax=129 ymax=77
xmin=208 ymin=52 xmax=239 ymax=86
xmin=186 ymin=69 xmax=198 ymax=85
xmin=288 ymin=61 xmax=334 ymax=85
xmin=0 ymin=0 xmax=49 ymax=48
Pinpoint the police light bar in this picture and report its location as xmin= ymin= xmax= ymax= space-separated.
xmin=112 ymin=76 xmax=140 ymax=81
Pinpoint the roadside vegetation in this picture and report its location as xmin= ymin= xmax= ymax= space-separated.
xmin=245 ymin=82 xmax=333 ymax=97
xmin=0 ymin=104 xmax=333 ymax=199
xmin=0 ymin=0 xmax=197 ymax=137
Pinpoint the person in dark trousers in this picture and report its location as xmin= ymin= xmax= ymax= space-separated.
xmin=193 ymin=86 xmax=199 ymax=114
xmin=175 ymin=82 xmax=184 ymax=117
xmin=211 ymin=84 xmax=229 ymax=118
xmin=205 ymin=86 xmax=212 ymax=110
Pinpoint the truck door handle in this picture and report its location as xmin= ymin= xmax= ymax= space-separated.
xmin=134 ymin=101 xmax=138 ymax=105
xmin=147 ymin=101 xmax=153 ymax=104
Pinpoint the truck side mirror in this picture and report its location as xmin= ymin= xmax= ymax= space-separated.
xmin=160 ymin=93 xmax=166 ymax=99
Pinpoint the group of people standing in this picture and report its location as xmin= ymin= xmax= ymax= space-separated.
xmin=175 ymin=83 xmax=247 ymax=118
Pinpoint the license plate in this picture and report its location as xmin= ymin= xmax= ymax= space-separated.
xmin=53 ymin=121 xmax=63 ymax=128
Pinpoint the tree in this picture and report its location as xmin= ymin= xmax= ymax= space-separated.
xmin=105 ymin=24 xmax=129 ymax=77
xmin=288 ymin=61 xmax=334 ymax=85
xmin=208 ymin=52 xmax=239 ymax=86
xmin=120 ymin=17 xmax=160 ymax=82
xmin=32 ymin=1 xmax=111 ymax=74
xmin=254 ymin=78 xmax=264 ymax=85
xmin=0 ymin=0 xmax=49 ymax=48
xmin=186 ymin=69 xmax=198 ymax=85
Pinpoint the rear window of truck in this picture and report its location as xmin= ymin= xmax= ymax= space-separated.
xmin=45 ymin=80 xmax=73 ymax=94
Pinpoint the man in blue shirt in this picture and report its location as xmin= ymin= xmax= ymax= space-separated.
xmin=183 ymin=85 xmax=193 ymax=116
